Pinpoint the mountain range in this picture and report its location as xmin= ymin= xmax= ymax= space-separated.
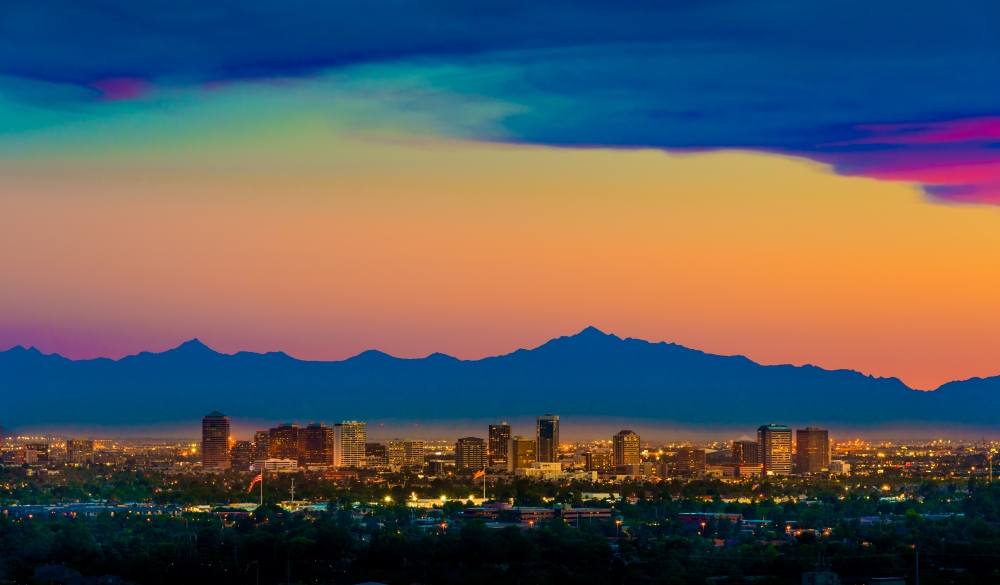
xmin=2 ymin=326 xmax=999 ymax=431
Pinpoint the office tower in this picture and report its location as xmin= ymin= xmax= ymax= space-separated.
xmin=24 ymin=443 xmax=50 ymax=463
xmin=230 ymin=440 xmax=255 ymax=470
xmin=536 ymin=414 xmax=560 ymax=463
xmin=455 ymin=437 xmax=486 ymax=469
xmin=585 ymin=450 xmax=614 ymax=473
xmin=66 ymin=439 xmax=95 ymax=465
xmin=488 ymin=423 xmax=511 ymax=467
xmin=201 ymin=410 xmax=231 ymax=469
xmin=299 ymin=423 xmax=335 ymax=467
xmin=675 ymin=447 xmax=707 ymax=476
xmin=365 ymin=442 xmax=388 ymax=468
xmin=268 ymin=423 xmax=300 ymax=461
xmin=506 ymin=436 xmax=537 ymax=472
xmin=253 ymin=430 xmax=270 ymax=462
xmin=613 ymin=430 xmax=641 ymax=467
xmin=334 ymin=421 xmax=366 ymax=468
xmin=732 ymin=435 xmax=760 ymax=464
xmin=388 ymin=439 xmax=425 ymax=469
xmin=796 ymin=427 xmax=830 ymax=474
xmin=757 ymin=424 xmax=793 ymax=475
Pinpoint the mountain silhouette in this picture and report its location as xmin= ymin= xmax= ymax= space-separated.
xmin=0 ymin=327 xmax=995 ymax=428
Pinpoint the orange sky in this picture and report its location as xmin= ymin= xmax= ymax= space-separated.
xmin=3 ymin=132 xmax=1000 ymax=390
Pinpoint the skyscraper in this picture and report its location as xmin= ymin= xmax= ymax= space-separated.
xmin=536 ymin=414 xmax=559 ymax=463
xmin=732 ymin=435 xmax=759 ymax=464
xmin=365 ymin=442 xmax=388 ymax=468
xmin=253 ymin=430 xmax=270 ymax=463
xmin=300 ymin=422 xmax=335 ymax=467
xmin=455 ymin=437 xmax=486 ymax=469
xmin=675 ymin=447 xmax=707 ymax=477
xmin=268 ymin=423 xmax=300 ymax=461
xmin=334 ymin=421 xmax=366 ymax=468
xmin=757 ymin=424 xmax=793 ymax=475
xmin=586 ymin=450 xmax=613 ymax=473
xmin=67 ymin=439 xmax=95 ymax=465
xmin=796 ymin=427 xmax=830 ymax=474
xmin=201 ymin=411 xmax=231 ymax=469
xmin=507 ymin=436 xmax=537 ymax=472
xmin=230 ymin=440 xmax=255 ymax=470
xmin=388 ymin=439 xmax=425 ymax=469
xmin=613 ymin=430 xmax=641 ymax=467
xmin=488 ymin=423 xmax=511 ymax=468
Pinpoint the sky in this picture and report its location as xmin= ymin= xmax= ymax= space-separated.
xmin=2 ymin=0 xmax=1000 ymax=390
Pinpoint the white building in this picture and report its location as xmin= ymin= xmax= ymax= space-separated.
xmin=334 ymin=421 xmax=366 ymax=468
xmin=828 ymin=460 xmax=851 ymax=475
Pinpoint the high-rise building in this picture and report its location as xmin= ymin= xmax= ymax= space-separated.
xmin=585 ymin=450 xmax=614 ymax=473
xmin=253 ymin=430 xmax=270 ymax=463
xmin=268 ymin=423 xmax=300 ymax=461
xmin=230 ymin=440 xmax=255 ymax=470
xmin=732 ymin=435 xmax=760 ymax=464
xmin=201 ymin=411 xmax=231 ymax=469
xmin=365 ymin=442 xmax=388 ymax=468
xmin=536 ymin=414 xmax=559 ymax=463
xmin=300 ymin=423 xmax=335 ymax=467
xmin=334 ymin=421 xmax=366 ymax=468
xmin=675 ymin=447 xmax=707 ymax=477
xmin=796 ymin=427 xmax=830 ymax=474
xmin=455 ymin=437 xmax=486 ymax=469
xmin=388 ymin=439 xmax=425 ymax=469
xmin=488 ymin=423 xmax=511 ymax=468
xmin=66 ymin=439 xmax=95 ymax=465
xmin=613 ymin=430 xmax=641 ymax=467
xmin=507 ymin=436 xmax=537 ymax=472
xmin=757 ymin=424 xmax=793 ymax=476
xmin=24 ymin=443 xmax=50 ymax=463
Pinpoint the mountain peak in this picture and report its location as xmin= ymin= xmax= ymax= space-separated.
xmin=173 ymin=338 xmax=216 ymax=353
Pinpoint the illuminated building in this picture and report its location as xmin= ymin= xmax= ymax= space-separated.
xmin=586 ymin=450 xmax=614 ymax=473
xmin=455 ymin=437 xmax=486 ymax=469
xmin=67 ymin=439 xmax=95 ymax=465
xmin=230 ymin=440 xmax=255 ymax=470
xmin=299 ymin=422 xmax=334 ymax=467
xmin=613 ymin=430 xmax=641 ymax=467
xmin=24 ymin=443 xmax=49 ymax=463
xmin=333 ymin=421 xmax=366 ymax=468
xmin=201 ymin=411 xmax=231 ymax=469
xmin=365 ymin=442 xmax=388 ymax=468
xmin=507 ymin=436 xmax=537 ymax=472
xmin=732 ymin=435 xmax=759 ymax=464
xmin=796 ymin=427 xmax=830 ymax=474
xmin=757 ymin=424 xmax=793 ymax=475
xmin=268 ymin=423 xmax=300 ymax=461
xmin=675 ymin=447 xmax=707 ymax=477
xmin=388 ymin=438 xmax=425 ymax=469
xmin=828 ymin=460 xmax=850 ymax=475
xmin=488 ymin=423 xmax=511 ymax=468
xmin=536 ymin=414 xmax=559 ymax=463
xmin=253 ymin=430 xmax=270 ymax=462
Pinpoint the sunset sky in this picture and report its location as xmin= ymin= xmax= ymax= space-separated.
xmin=2 ymin=1 xmax=1000 ymax=390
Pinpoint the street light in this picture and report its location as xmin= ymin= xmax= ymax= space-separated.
xmin=616 ymin=519 xmax=621 ymax=535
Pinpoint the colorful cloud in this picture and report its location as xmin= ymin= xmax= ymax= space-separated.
xmin=1 ymin=0 xmax=999 ymax=202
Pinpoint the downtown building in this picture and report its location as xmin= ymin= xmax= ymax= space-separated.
xmin=675 ymin=447 xmax=707 ymax=477
xmin=732 ymin=435 xmax=759 ymax=464
xmin=268 ymin=423 xmax=300 ymax=461
xmin=230 ymin=440 xmax=255 ymax=470
xmin=201 ymin=410 xmax=231 ymax=469
xmin=300 ymin=422 xmax=335 ymax=467
xmin=334 ymin=421 xmax=366 ymax=468
xmin=455 ymin=437 xmax=487 ymax=470
xmin=66 ymin=439 xmax=95 ymax=465
xmin=536 ymin=414 xmax=559 ymax=463
xmin=488 ymin=423 xmax=511 ymax=468
xmin=796 ymin=427 xmax=830 ymax=474
xmin=613 ymin=430 xmax=641 ymax=469
xmin=757 ymin=424 xmax=793 ymax=475
xmin=507 ymin=436 xmax=537 ymax=472
xmin=388 ymin=439 xmax=425 ymax=470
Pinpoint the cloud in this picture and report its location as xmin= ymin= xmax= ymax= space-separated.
xmin=2 ymin=0 xmax=999 ymax=202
